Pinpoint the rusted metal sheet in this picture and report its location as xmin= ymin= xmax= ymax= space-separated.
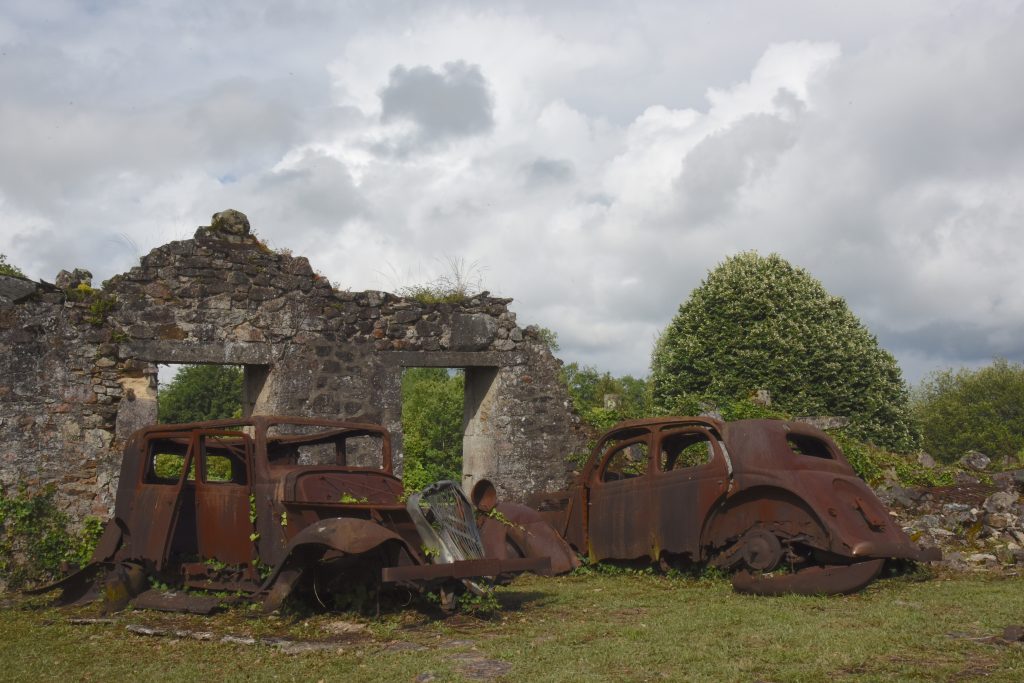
xmin=381 ymin=557 xmax=549 ymax=583
xmin=131 ymin=589 xmax=220 ymax=615
xmin=537 ymin=417 xmax=940 ymax=595
xmin=32 ymin=416 xmax=565 ymax=613
xmin=731 ymin=558 xmax=885 ymax=596
xmin=477 ymin=502 xmax=581 ymax=576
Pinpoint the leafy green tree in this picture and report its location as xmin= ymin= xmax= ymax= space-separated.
xmin=651 ymin=252 xmax=918 ymax=451
xmin=912 ymin=359 xmax=1024 ymax=464
xmin=562 ymin=362 xmax=651 ymax=431
xmin=401 ymin=368 xmax=465 ymax=491
xmin=535 ymin=326 xmax=560 ymax=352
xmin=157 ymin=364 xmax=243 ymax=423
xmin=0 ymin=253 xmax=25 ymax=277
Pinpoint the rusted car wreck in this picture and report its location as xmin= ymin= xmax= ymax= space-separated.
xmin=531 ymin=417 xmax=940 ymax=595
xmin=35 ymin=416 xmax=576 ymax=613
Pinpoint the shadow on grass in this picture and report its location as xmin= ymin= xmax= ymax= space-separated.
xmin=495 ymin=590 xmax=551 ymax=611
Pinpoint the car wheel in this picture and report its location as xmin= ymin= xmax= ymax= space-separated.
xmin=722 ymin=526 xmax=886 ymax=596
xmin=736 ymin=528 xmax=783 ymax=572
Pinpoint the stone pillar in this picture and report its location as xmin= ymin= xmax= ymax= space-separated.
xmin=462 ymin=367 xmax=500 ymax=493
xmin=114 ymin=366 xmax=158 ymax=442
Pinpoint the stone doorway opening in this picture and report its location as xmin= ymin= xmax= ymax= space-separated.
xmin=398 ymin=366 xmax=499 ymax=494
xmin=399 ymin=367 xmax=466 ymax=491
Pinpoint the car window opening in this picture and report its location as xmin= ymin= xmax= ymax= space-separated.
xmin=660 ymin=432 xmax=715 ymax=471
xmin=267 ymin=424 xmax=386 ymax=470
xmin=202 ymin=434 xmax=248 ymax=484
xmin=146 ymin=438 xmax=193 ymax=483
xmin=786 ymin=434 xmax=835 ymax=459
xmin=601 ymin=442 xmax=649 ymax=482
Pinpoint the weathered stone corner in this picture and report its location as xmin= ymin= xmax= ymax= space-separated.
xmin=211 ymin=209 xmax=250 ymax=235
xmin=55 ymin=268 xmax=93 ymax=290
xmin=0 ymin=274 xmax=40 ymax=305
xmin=195 ymin=209 xmax=252 ymax=240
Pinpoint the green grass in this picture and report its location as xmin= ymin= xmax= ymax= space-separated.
xmin=2 ymin=571 xmax=1023 ymax=681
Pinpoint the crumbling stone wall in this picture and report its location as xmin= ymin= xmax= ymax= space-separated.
xmin=0 ymin=273 xmax=117 ymax=519
xmin=0 ymin=210 xmax=586 ymax=520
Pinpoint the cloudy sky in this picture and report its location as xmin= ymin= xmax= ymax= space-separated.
xmin=2 ymin=1 xmax=1023 ymax=384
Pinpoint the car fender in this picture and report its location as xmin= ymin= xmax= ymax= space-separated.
xmin=259 ymin=517 xmax=415 ymax=611
xmin=92 ymin=518 xmax=125 ymax=563
xmin=700 ymin=485 xmax=832 ymax=559
xmin=479 ymin=502 xmax=580 ymax=575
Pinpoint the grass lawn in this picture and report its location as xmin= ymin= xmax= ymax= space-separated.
xmin=1 ymin=570 xmax=1022 ymax=682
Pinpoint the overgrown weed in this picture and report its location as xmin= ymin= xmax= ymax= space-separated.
xmin=393 ymin=257 xmax=487 ymax=304
xmin=0 ymin=486 xmax=104 ymax=590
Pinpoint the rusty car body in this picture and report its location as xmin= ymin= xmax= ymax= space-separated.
xmin=531 ymin=417 xmax=940 ymax=594
xmin=37 ymin=416 xmax=576 ymax=613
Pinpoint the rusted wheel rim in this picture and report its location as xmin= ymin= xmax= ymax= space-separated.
xmin=737 ymin=529 xmax=783 ymax=572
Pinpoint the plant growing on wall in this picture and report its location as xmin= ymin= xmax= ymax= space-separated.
xmin=0 ymin=486 xmax=104 ymax=589
xmin=0 ymin=253 xmax=26 ymax=277
xmin=396 ymin=256 xmax=485 ymax=304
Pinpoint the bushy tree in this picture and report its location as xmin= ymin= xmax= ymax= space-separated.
xmin=157 ymin=364 xmax=243 ymax=423
xmin=912 ymin=359 xmax=1024 ymax=464
xmin=401 ymin=368 xmax=465 ymax=491
xmin=651 ymin=252 xmax=918 ymax=451
xmin=561 ymin=362 xmax=651 ymax=430
xmin=0 ymin=253 xmax=25 ymax=277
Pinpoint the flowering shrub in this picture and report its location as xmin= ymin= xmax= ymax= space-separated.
xmin=651 ymin=252 xmax=918 ymax=452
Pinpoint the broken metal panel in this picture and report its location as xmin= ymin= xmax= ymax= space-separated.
xmin=478 ymin=502 xmax=581 ymax=575
xmin=731 ymin=558 xmax=885 ymax=596
xmin=131 ymin=589 xmax=220 ymax=615
xmin=381 ymin=556 xmax=549 ymax=583
xmin=280 ymin=468 xmax=404 ymax=506
xmin=194 ymin=431 xmax=254 ymax=565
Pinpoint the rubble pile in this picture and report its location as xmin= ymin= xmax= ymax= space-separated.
xmin=877 ymin=455 xmax=1024 ymax=573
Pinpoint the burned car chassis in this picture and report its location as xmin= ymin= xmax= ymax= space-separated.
xmin=35 ymin=416 xmax=575 ymax=613
xmin=532 ymin=417 xmax=940 ymax=595
xmin=35 ymin=415 xmax=938 ymax=609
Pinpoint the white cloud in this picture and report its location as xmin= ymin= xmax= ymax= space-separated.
xmin=2 ymin=1 xmax=1023 ymax=385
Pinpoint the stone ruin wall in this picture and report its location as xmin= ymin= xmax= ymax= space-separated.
xmin=0 ymin=211 xmax=587 ymax=521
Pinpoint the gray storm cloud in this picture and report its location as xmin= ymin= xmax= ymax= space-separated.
xmin=378 ymin=61 xmax=495 ymax=149
xmin=523 ymin=158 xmax=576 ymax=188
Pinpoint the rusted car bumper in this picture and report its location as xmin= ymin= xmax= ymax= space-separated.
xmin=381 ymin=556 xmax=550 ymax=583
xmin=849 ymin=539 xmax=942 ymax=562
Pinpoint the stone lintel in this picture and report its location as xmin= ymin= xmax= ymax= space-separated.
xmin=120 ymin=340 xmax=278 ymax=366
xmin=380 ymin=350 xmax=515 ymax=368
